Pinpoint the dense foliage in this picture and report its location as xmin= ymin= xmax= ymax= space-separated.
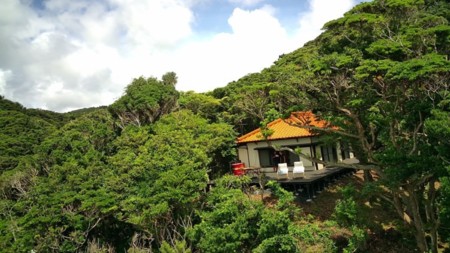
xmin=1 ymin=0 xmax=449 ymax=252
xmin=109 ymin=74 xmax=179 ymax=128
xmin=285 ymin=1 xmax=450 ymax=251
xmin=208 ymin=0 xmax=450 ymax=250
xmin=0 ymin=74 xmax=238 ymax=252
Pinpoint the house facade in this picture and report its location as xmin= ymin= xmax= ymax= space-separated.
xmin=236 ymin=111 xmax=352 ymax=171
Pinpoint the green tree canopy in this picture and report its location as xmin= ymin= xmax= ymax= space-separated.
xmin=109 ymin=73 xmax=179 ymax=128
xmin=268 ymin=0 xmax=450 ymax=251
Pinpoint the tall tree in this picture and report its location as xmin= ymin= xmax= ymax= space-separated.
xmin=109 ymin=73 xmax=179 ymax=128
xmin=277 ymin=0 xmax=450 ymax=251
xmin=109 ymin=110 xmax=237 ymax=249
xmin=1 ymin=109 xmax=123 ymax=252
xmin=162 ymin=71 xmax=178 ymax=87
xmin=178 ymin=91 xmax=222 ymax=122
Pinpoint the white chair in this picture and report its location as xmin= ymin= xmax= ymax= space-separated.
xmin=292 ymin=161 xmax=305 ymax=178
xmin=277 ymin=163 xmax=289 ymax=179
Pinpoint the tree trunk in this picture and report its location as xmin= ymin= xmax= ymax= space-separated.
xmin=363 ymin=169 xmax=373 ymax=182
xmin=392 ymin=192 xmax=411 ymax=225
xmin=406 ymin=185 xmax=428 ymax=252
xmin=425 ymin=179 xmax=439 ymax=253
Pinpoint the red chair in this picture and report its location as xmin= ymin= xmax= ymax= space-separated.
xmin=232 ymin=162 xmax=245 ymax=176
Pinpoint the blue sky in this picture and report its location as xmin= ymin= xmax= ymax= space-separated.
xmin=192 ymin=0 xmax=308 ymax=34
xmin=0 ymin=0 xmax=367 ymax=112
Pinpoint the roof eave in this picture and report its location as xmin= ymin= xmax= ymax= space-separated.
xmin=236 ymin=134 xmax=318 ymax=144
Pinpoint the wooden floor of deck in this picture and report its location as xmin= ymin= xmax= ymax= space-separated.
xmin=248 ymin=167 xmax=356 ymax=201
xmin=249 ymin=167 xmax=351 ymax=183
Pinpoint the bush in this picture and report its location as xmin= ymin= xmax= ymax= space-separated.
xmin=343 ymin=226 xmax=367 ymax=253
xmin=333 ymin=185 xmax=360 ymax=227
xmin=290 ymin=222 xmax=336 ymax=252
xmin=253 ymin=235 xmax=298 ymax=253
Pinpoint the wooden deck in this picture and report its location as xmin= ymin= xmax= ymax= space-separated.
xmin=249 ymin=167 xmax=355 ymax=201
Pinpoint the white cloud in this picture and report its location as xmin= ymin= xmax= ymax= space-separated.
xmin=0 ymin=69 xmax=12 ymax=96
xmin=0 ymin=0 xmax=360 ymax=112
xmin=0 ymin=0 xmax=194 ymax=112
xmin=173 ymin=6 xmax=289 ymax=92
xmin=115 ymin=0 xmax=194 ymax=48
xmin=292 ymin=0 xmax=355 ymax=48
xmin=174 ymin=0 xmax=357 ymax=93
xmin=228 ymin=0 xmax=264 ymax=7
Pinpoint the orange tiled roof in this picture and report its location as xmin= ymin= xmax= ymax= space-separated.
xmin=236 ymin=111 xmax=330 ymax=144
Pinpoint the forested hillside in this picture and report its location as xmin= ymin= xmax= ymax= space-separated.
xmin=1 ymin=0 xmax=449 ymax=252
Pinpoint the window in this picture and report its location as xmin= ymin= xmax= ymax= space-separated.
xmin=286 ymin=148 xmax=300 ymax=166
xmin=258 ymin=149 xmax=272 ymax=167
xmin=321 ymin=145 xmax=337 ymax=162
xmin=258 ymin=148 xmax=300 ymax=167
xmin=340 ymin=142 xmax=351 ymax=160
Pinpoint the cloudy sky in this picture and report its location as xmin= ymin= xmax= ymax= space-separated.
xmin=0 ymin=0 xmax=367 ymax=112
